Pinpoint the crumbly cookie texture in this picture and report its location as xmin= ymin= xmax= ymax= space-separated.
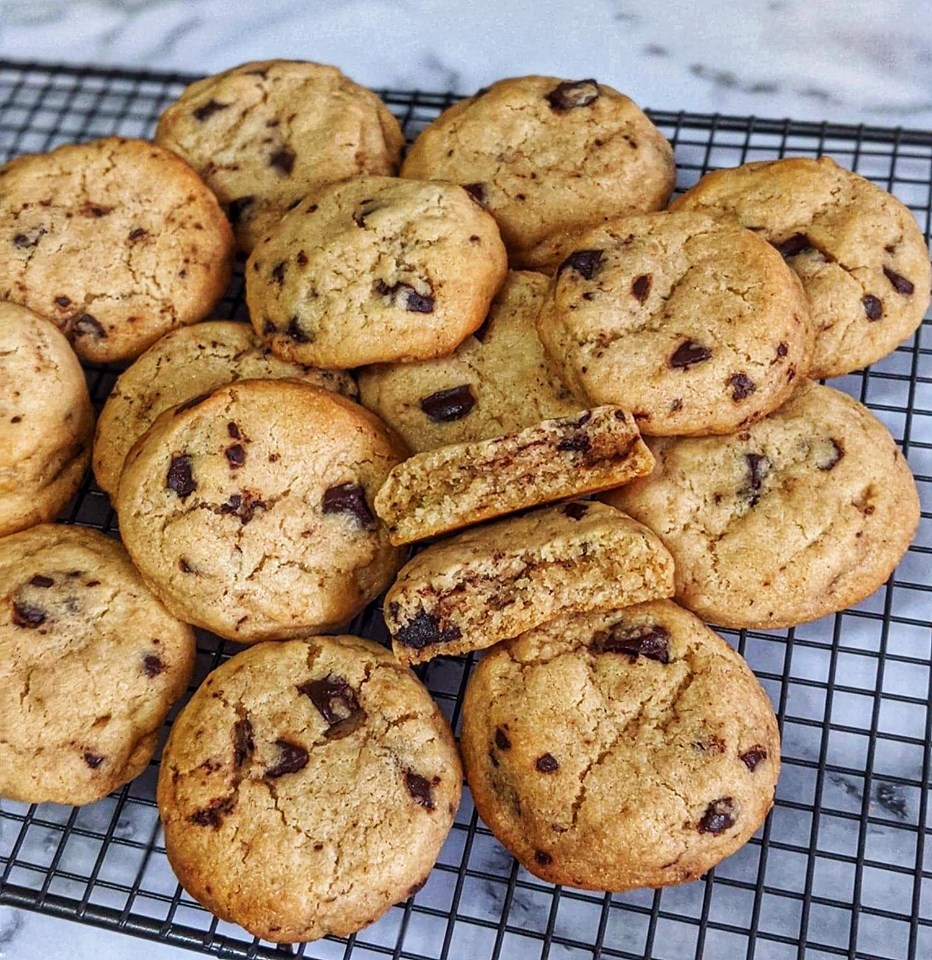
xmin=604 ymin=382 xmax=920 ymax=628
xmin=460 ymin=599 xmax=780 ymax=891
xmin=537 ymin=212 xmax=813 ymax=436
xmin=0 ymin=302 xmax=94 ymax=536
xmin=358 ymin=271 xmax=581 ymax=452
xmin=115 ymin=379 xmax=406 ymax=642
xmin=385 ymin=500 xmax=674 ymax=664
xmin=93 ymin=320 xmax=357 ymax=498
xmin=158 ymin=635 xmax=461 ymax=943
xmin=374 ymin=406 xmax=654 ymax=545
xmin=401 ymin=75 xmax=675 ymax=271
xmin=671 ymin=157 xmax=932 ymax=378
xmin=247 ymin=176 xmax=507 ymax=368
xmin=0 ymin=524 xmax=195 ymax=805
xmin=0 ymin=137 xmax=234 ymax=363
xmin=156 ymin=60 xmax=405 ymax=252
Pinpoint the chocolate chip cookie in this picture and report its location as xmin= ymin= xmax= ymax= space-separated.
xmin=0 ymin=302 xmax=94 ymax=537
xmin=373 ymin=406 xmax=654 ymax=545
xmin=401 ymin=76 xmax=675 ymax=271
xmin=385 ymin=501 xmax=674 ymax=664
xmin=158 ymin=634 xmax=461 ymax=943
xmin=604 ymin=382 xmax=920 ymax=628
xmin=156 ymin=60 xmax=405 ymax=252
xmin=0 ymin=137 xmax=234 ymax=363
xmin=671 ymin=157 xmax=931 ymax=378
xmin=247 ymin=176 xmax=507 ymax=368
xmin=93 ymin=320 xmax=357 ymax=498
xmin=461 ymin=599 xmax=780 ymax=891
xmin=115 ymin=379 xmax=406 ymax=642
xmin=0 ymin=524 xmax=195 ymax=805
xmin=358 ymin=270 xmax=581 ymax=452
xmin=537 ymin=212 xmax=813 ymax=436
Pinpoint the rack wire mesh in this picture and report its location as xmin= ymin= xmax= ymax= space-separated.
xmin=0 ymin=59 xmax=930 ymax=960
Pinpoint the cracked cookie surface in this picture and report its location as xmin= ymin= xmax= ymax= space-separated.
xmin=156 ymin=60 xmax=405 ymax=252
xmin=93 ymin=320 xmax=357 ymax=497
xmin=115 ymin=379 xmax=406 ymax=642
xmin=537 ymin=212 xmax=813 ymax=436
xmin=0 ymin=137 xmax=234 ymax=363
xmin=604 ymin=382 xmax=920 ymax=628
xmin=671 ymin=157 xmax=931 ymax=378
xmin=157 ymin=635 xmax=461 ymax=943
xmin=247 ymin=175 xmax=507 ymax=368
xmin=460 ymin=599 xmax=780 ymax=891
xmin=0 ymin=523 xmax=195 ymax=805
xmin=401 ymin=75 xmax=675 ymax=271
xmin=0 ymin=302 xmax=94 ymax=536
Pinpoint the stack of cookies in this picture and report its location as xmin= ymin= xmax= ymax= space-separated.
xmin=0 ymin=58 xmax=926 ymax=947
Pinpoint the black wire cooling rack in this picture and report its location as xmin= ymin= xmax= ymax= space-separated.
xmin=0 ymin=59 xmax=931 ymax=960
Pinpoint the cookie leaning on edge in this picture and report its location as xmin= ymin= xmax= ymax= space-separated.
xmin=385 ymin=500 xmax=674 ymax=664
xmin=460 ymin=599 xmax=780 ymax=891
xmin=158 ymin=635 xmax=461 ymax=943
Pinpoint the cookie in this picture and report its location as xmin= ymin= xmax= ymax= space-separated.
xmin=93 ymin=320 xmax=357 ymax=498
xmin=158 ymin=634 xmax=461 ymax=943
xmin=460 ymin=599 xmax=780 ymax=891
xmin=246 ymin=176 xmax=507 ymax=368
xmin=0 ymin=524 xmax=195 ymax=805
xmin=604 ymin=382 xmax=920 ymax=628
xmin=0 ymin=137 xmax=233 ymax=363
xmin=537 ymin=212 xmax=813 ymax=436
xmin=0 ymin=302 xmax=94 ymax=537
xmin=374 ymin=406 xmax=654 ymax=545
xmin=115 ymin=379 xmax=406 ymax=642
xmin=358 ymin=271 xmax=581 ymax=452
xmin=385 ymin=501 xmax=674 ymax=664
xmin=156 ymin=60 xmax=405 ymax=252
xmin=671 ymin=157 xmax=932 ymax=378
xmin=401 ymin=76 xmax=675 ymax=271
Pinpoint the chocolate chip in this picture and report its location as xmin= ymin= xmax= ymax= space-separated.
xmin=557 ymin=432 xmax=591 ymax=453
xmin=631 ymin=274 xmax=652 ymax=302
xmin=179 ymin=557 xmax=193 ymax=573
xmin=269 ymin=146 xmax=296 ymax=174
xmin=862 ymin=294 xmax=883 ymax=320
xmin=395 ymin=610 xmax=462 ymax=650
xmin=775 ymin=233 xmax=811 ymax=258
xmin=271 ymin=261 xmax=285 ymax=285
xmin=174 ymin=392 xmax=211 ymax=415
xmin=670 ymin=340 xmax=711 ymax=369
xmin=557 ymin=249 xmax=604 ymax=280
xmin=193 ymin=98 xmax=230 ymax=121
xmin=599 ymin=623 xmax=670 ymax=664
xmin=298 ymin=674 xmax=366 ymax=740
xmin=13 ymin=228 xmax=46 ymax=248
xmin=217 ymin=491 xmax=266 ymax=525
xmin=697 ymin=797 xmax=735 ymax=834
xmin=776 ymin=342 xmax=788 ymax=358
xmin=545 ymin=79 xmax=600 ymax=111
xmin=233 ymin=718 xmax=254 ymax=768
xmin=296 ymin=250 xmax=308 ymax=266
xmin=227 ymin=421 xmax=241 ymax=440
xmin=128 ymin=227 xmax=147 ymax=241
xmin=85 ymin=580 xmax=100 ymax=588
xmin=536 ymin=754 xmax=559 ymax=773
xmin=227 ymin=196 xmax=255 ymax=225
xmin=12 ymin=601 xmax=46 ymax=628
xmin=29 ymin=575 xmax=54 ymax=588
xmin=817 ymin=438 xmax=844 ymax=471
xmin=81 ymin=203 xmax=112 ymax=218
xmin=322 ymin=483 xmax=375 ymax=528
xmin=420 ymin=384 xmax=477 ymax=423
xmin=561 ymin=502 xmax=589 ymax=520
xmin=534 ymin=850 xmax=554 ymax=865
xmin=463 ymin=182 xmax=487 ymax=204
xmin=69 ymin=314 xmax=107 ymax=340
xmin=740 ymin=746 xmax=768 ymax=772
xmin=494 ymin=727 xmax=511 ymax=750
xmin=284 ymin=315 xmax=312 ymax=342
xmin=404 ymin=769 xmax=436 ymax=809
xmin=266 ymin=739 xmax=308 ymax=778
xmin=883 ymin=267 xmax=914 ymax=295
xmin=374 ymin=279 xmax=435 ymax=313
xmin=225 ymin=444 xmax=246 ymax=468
xmin=142 ymin=654 xmax=164 ymax=677
xmin=166 ymin=455 xmax=196 ymax=499
xmin=744 ymin=452 xmax=770 ymax=506
xmin=83 ymin=752 xmax=104 ymax=769
xmin=54 ymin=295 xmax=71 ymax=308
xmin=190 ymin=796 xmax=235 ymax=827
xmin=729 ymin=372 xmax=757 ymax=401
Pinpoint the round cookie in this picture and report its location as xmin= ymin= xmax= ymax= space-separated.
xmin=358 ymin=271 xmax=580 ymax=452
xmin=671 ymin=157 xmax=932 ymax=378
xmin=537 ymin=212 xmax=813 ymax=436
xmin=115 ymin=379 xmax=406 ymax=643
xmin=0 ymin=137 xmax=234 ymax=363
xmin=0 ymin=302 xmax=94 ymax=537
xmin=156 ymin=60 xmax=405 ymax=253
xmin=158 ymin=635 xmax=461 ymax=943
xmin=401 ymin=76 xmax=675 ymax=271
xmin=460 ymin=599 xmax=780 ymax=891
xmin=0 ymin=524 xmax=195 ymax=805
xmin=93 ymin=320 xmax=357 ymax=498
xmin=604 ymin=382 xmax=920 ymax=628
xmin=247 ymin=176 xmax=507 ymax=368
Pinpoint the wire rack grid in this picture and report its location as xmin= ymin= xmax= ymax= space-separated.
xmin=0 ymin=59 xmax=930 ymax=960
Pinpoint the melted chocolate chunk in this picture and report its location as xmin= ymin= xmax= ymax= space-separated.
xmin=404 ymin=769 xmax=436 ymax=809
xmin=217 ymin=491 xmax=267 ymax=525
xmin=69 ymin=313 xmax=107 ymax=339
xmin=29 ymin=575 xmax=54 ymax=588
xmin=193 ymin=98 xmax=230 ymax=121
xmin=740 ymin=746 xmax=768 ymax=772
xmin=561 ymin=502 xmax=589 ymax=520
xmin=420 ymin=384 xmax=477 ymax=423
xmin=190 ymin=796 xmax=235 ymax=827
xmin=744 ymin=452 xmax=770 ymax=506
xmin=271 ymin=261 xmax=286 ymax=285
xmin=494 ymin=727 xmax=512 ymax=750
xmin=12 ymin=601 xmax=46 ymax=628
xmin=54 ymin=295 xmax=71 ymax=308
xmin=729 ymin=372 xmax=757 ymax=401
xmin=535 ymin=754 xmax=559 ymax=773
xmin=174 ymin=392 xmax=211 ymax=415
xmin=13 ymin=228 xmax=46 ymax=248
xmin=166 ymin=455 xmax=196 ymax=499
xmin=545 ymin=79 xmax=600 ymax=111
xmin=128 ymin=227 xmax=148 ymax=241
xmin=557 ymin=249 xmax=604 ymax=280
xmin=374 ymin=279 xmax=435 ymax=313
xmin=631 ymin=274 xmax=652 ymax=303
xmin=776 ymin=341 xmax=788 ymax=358
xmin=233 ymin=718 xmax=254 ymax=768
xmin=534 ymin=849 xmax=553 ymax=865
xmin=225 ymin=444 xmax=246 ymax=468
xmin=395 ymin=610 xmax=462 ymax=650
xmin=269 ymin=146 xmax=296 ymax=174
xmin=142 ymin=654 xmax=164 ymax=677
xmin=775 ymin=233 xmax=811 ymax=258
xmin=298 ymin=674 xmax=366 ymax=740
xmin=227 ymin=196 xmax=255 ymax=225
xmin=862 ymin=294 xmax=883 ymax=320
xmin=883 ymin=266 xmax=914 ymax=295
xmin=321 ymin=483 xmax=375 ymax=528
xmin=83 ymin=752 xmax=104 ymax=769
xmin=817 ymin=438 xmax=845 ymax=471
xmin=669 ymin=340 xmax=712 ymax=369
xmin=266 ymin=739 xmax=308 ymax=778
xmin=463 ymin=182 xmax=487 ymax=204
xmin=227 ymin=421 xmax=241 ymax=440
xmin=697 ymin=797 xmax=736 ymax=834
xmin=599 ymin=623 xmax=670 ymax=664
xmin=286 ymin=316 xmax=311 ymax=342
